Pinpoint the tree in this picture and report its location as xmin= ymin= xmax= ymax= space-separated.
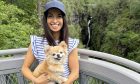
xmin=75 ymin=0 xmax=140 ymax=63
xmin=0 ymin=1 xmax=37 ymax=49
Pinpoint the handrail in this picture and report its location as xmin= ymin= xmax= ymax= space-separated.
xmin=0 ymin=48 xmax=140 ymax=72
xmin=0 ymin=48 xmax=28 ymax=56
xmin=0 ymin=48 xmax=140 ymax=84
xmin=79 ymin=58 xmax=140 ymax=84
xmin=78 ymin=49 xmax=140 ymax=73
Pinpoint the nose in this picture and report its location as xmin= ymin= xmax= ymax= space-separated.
xmin=57 ymin=54 xmax=61 ymax=58
xmin=52 ymin=18 xmax=57 ymax=23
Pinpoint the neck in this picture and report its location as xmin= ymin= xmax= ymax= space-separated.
xmin=52 ymin=32 xmax=60 ymax=40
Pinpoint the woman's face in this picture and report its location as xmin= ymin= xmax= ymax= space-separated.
xmin=47 ymin=8 xmax=63 ymax=33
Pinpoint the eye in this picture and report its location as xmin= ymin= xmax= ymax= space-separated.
xmin=60 ymin=52 xmax=63 ymax=54
xmin=58 ymin=15 xmax=62 ymax=18
xmin=47 ymin=14 xmax=53 ymax=18
xmin=52 ymin=53 xmax=56 ymax=56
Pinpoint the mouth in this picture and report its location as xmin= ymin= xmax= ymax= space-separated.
xmin=54 ymin=57 xmax=61 ymax=60
xmin=51 ymin=24 xmax=60 ymax=28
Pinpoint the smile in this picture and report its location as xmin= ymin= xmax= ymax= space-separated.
xmin=51 ymin=24 xmax=60 ymax=28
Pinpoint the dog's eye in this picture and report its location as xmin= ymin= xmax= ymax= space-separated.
xmin=52 ymin=53 xmax=56 ymax=56
xmin=60 ymin=52 xmax=63 ymax=54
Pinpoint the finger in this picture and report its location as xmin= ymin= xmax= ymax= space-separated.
xmin=44 ymin=73 xmax=48 ymax=76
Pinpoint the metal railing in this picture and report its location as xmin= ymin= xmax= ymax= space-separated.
xmin=0 ymin=48 xmax=140 ymax=84
xmin=78 ymin=49 xmax=140 ymax=84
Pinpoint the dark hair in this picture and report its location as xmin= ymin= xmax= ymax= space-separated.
xmin=42 ymin=9 xmax=69 ymax=46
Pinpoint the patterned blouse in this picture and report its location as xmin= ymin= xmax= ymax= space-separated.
xmin=30 ymin=35 xmax=79 ymax=77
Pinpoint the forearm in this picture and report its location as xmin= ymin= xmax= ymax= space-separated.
xmin=21 ymin=44 xmax=37 ymax=82
xmin=67 ymin=48 xmax=79 ymax=84
xmin=66 ymin=71 xmax=79 ymax=84
xmin=21 ymin=67 xmax=36 ymax=82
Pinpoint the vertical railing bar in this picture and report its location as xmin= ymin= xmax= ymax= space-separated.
xmin=16 ymin=72 xmax=24 ymax=84
xmin=0 ymin=75 xmax=6 ymax=84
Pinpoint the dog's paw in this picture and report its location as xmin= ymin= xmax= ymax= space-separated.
xmin=48 ymin=81 xmax=56 ymax=84
xmin=57 ymin=77 xmax=67 ymax=83
xmin=62 ymin=77 xmax=68 ymax=82
xmin=57 ymin=81 xmax=62 ymax=84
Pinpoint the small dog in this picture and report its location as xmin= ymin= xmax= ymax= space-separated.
xmin=33 ymin=41 xmax=68 ymax=84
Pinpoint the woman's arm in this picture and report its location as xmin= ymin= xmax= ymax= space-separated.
xmin=21 ymin=44 xmax=49 ymax=84
xmin=21 ymin=44 xmax=37 ymax=81
xmin=66 ymin=48 xmax=79 ymax=84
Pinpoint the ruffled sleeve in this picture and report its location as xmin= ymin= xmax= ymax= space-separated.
xmin=30 ymin=35 xmax=38 ymax=58
xmin=68 ymin=38 xmax=79 ymax=54
xmin=30 ymin=35 xmax=47 ymax=62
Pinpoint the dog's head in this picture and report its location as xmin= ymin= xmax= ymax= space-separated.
xmin=44 ymin=41 xmax=68 ymax=64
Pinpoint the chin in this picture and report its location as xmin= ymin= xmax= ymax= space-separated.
xmin=51 ymin=29 xmax=61 ymax=32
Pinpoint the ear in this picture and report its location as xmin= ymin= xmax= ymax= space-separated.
xmin=58 ymin=41 xmax=67 ymax=49
xmin=44 ymin=45 xmax=51 ymax=53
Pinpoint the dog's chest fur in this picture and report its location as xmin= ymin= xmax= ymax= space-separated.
xmin=38 ymin=60 xmax=64 ymax=74
xmin=47 ymin=61 xmax=64 ymax=75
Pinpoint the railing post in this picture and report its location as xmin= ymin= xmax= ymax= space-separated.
xmin=16 ymin=72 xmax=25 ymax=84
xmin=79 ymin=72 xmax=88 ymax=84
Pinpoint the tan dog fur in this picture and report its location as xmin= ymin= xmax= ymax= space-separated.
xmin=33 ymin=41 xmax=68 ymax=84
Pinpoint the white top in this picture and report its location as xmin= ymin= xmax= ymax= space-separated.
xmin=30 ymin=35 xmax=79 ymax=77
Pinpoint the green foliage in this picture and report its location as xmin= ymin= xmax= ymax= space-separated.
xmin=1 ymin=0 xmax=140 ymax=63
xmin=68 ymin=24 xmax=80 ymax=38
xmin=2 ymin=0 xmax=39 ymax=28
xmin=100 ymin=0 xmax=140 ymax=62
xmin=68 ymin=24 xmax=84 ymax=48
xmin=75 ymin=0 xmax=140 ymax=62
xmin=0 ymin=1 xmax=38 ymax=49
xmin=0 ymin=1 xmax=25 ymax=24
xmin=0 ymin=23 xmax=35 ymax=49
xmin=130 ymin=0 xmax=140 ymax=18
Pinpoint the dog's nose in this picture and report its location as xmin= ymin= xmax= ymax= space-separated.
xmin=57 ymin=54 xmax=60 ymax=58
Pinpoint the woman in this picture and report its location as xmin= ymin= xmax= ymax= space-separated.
xmin=21 ymin=0 xmax=79 ymax=84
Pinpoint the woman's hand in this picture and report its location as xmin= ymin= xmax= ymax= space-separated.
xmin=33 ymin=73 xmax=49 ymax=84
xmin=62 ymin=81 xmax=72 ymax=84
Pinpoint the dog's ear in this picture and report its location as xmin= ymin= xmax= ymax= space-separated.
xmin=44 ymin=45 xmax=51 ymax=53
xmin=59 ymin=41 xmax=67 ymax=49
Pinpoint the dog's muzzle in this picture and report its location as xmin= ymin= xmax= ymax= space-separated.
xmin=55 ymin=54 xmax=62 ymax=60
